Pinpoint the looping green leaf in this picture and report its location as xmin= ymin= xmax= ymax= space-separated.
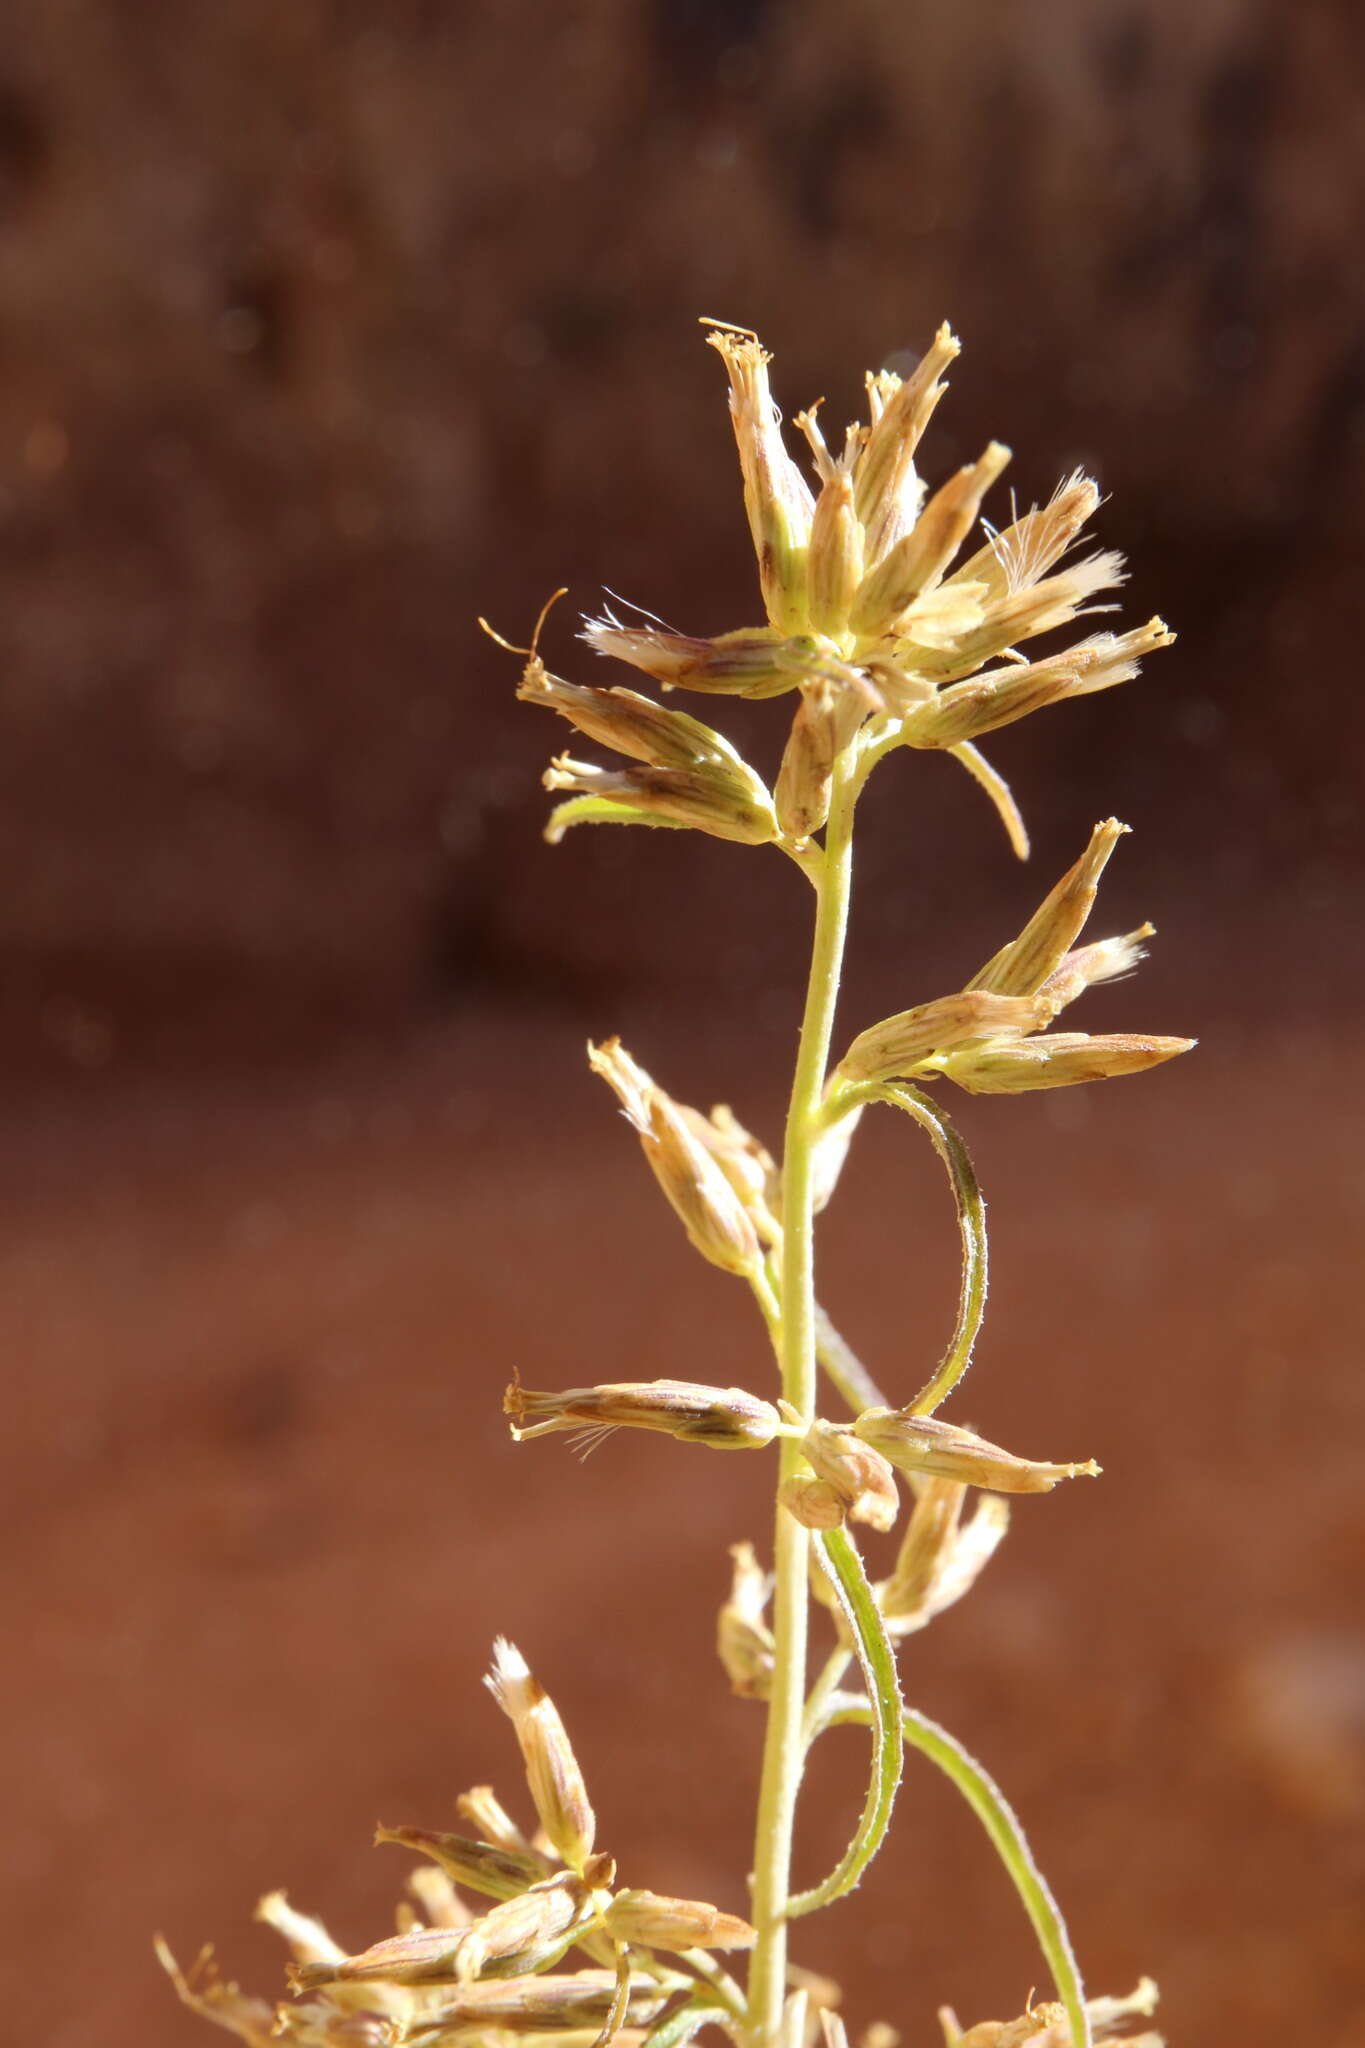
xmin=829 ymin=1080 xmax=987 ymax=1415
xmin=787 ymin=1527 xmax=903 ymax=1919
xmin=824 ymin=1698 xmax=1090 ymax=2048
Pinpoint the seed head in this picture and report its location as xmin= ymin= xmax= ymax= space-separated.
xmin=853 ymin=1411 xmax=1100 ymax=1494
xmin=294 ymin=1870 xmax=602 ymax=1990
xmin=517 ymin=659 xmax=749 ymax=770
xmin=581 ymin=619 xmax=803 ymax=699
xmin=602 ymin=1888 xmax=756 ymax=1952
xmin=374 ymin=1825 xmax=544 ymax=1903
xmin=543 ymin=750 xmax=778 ymax=847
xmin=402 ymin=1971 xmax=669 ymax=2037
xmin=836 ymin=990 xmax=1050 ymax=1086
xmin=943 ymin=1030 xmax=1195 ymax=1095
xmin=796 ymin=1419 xmax=900 ymax=1532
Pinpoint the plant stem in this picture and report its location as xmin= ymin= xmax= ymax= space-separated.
xmin=746 ymin=758 xmax=857 ymax=2047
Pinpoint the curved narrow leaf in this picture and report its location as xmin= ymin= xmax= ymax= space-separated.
xmin=787 ymin=1527 xmax=903 ymax=1918
xmin=825 ymin=1699 xmax=1090 ymax=2048
xmin=948 ymin=741 xmax=1030 ymax=861
xmin=875 ymin=1083 xmax=987 ymax=1415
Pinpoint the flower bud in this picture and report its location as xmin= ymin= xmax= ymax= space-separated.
xmin=907 ymin=618 xmax=1174 ymax=744
xmin=602 ymin=1888 xmax=756 ymax=1952
xmin=850 ymin=444 xmax=1011 ymax=639
xmin=375 ymin=1826 xmax=544 ymax=1903
xmin=506 ymin=1378 xmax=781 ymax=1451
xmin=486 ymin=1643 xmax=598 ymax=1875
xmin=903 ymin=643 xmax=1108 ymax=746
xmin=517 ymin=660 xmax=743 ymax=769
xmin=855 ymin=323 xmax=961 ymax=562
xmin=878 ymin=1477 xmax=1010 ymax=1638
xmin=806 ymin=469 xmax=865 ymax=637
xmin=799 ymin=1419 xmax=900 ymax=1531
xmin=774 ymin=679 xmax=869 ymax=840
xmin=852 ymin=1410 xmax=1100 ymax=1494
xmin=582 ymin=618 xmax=802 ymax=699
xmin=294 ymin=1872 xmax=603 ymax=1990
xmin=707 ymin=328 xmax=814 ymax=633
xmin=589 ymin=1039 xmax=763 ymax=1276
xmin=717 ymin=1540 xmax=775 ymax=1699
xmin=836 ymin=990 xmax=1048 ymax=1085
xmin=778 ymin=1474 xmax=846 ymax=1530
xmin=408 ymin=1971 xmax=669 ymax=2036
xmin=968 ymin=820 xmax=1130 ymax=997
xmin=942 ymin=1030 xmax=1195 ymax=1095
xmin=543 ymin=752 xmax=777 ymax=847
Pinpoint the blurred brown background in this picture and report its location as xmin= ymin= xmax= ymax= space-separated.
xmin=1 ymin=3 xmax=1362 ymax=2044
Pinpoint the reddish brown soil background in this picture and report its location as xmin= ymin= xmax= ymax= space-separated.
xmin=1 ymin=6 xmax=1363 ymax=2047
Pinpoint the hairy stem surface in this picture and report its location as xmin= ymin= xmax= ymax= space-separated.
xmin=746 ymin=759 xmax=857 ymax=2046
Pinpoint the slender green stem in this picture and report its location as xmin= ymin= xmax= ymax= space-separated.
xmin=745 ymin=757 xmax=858 ymax=2047
xmin=675 ymin=1951 xmax=748 ymax=2021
